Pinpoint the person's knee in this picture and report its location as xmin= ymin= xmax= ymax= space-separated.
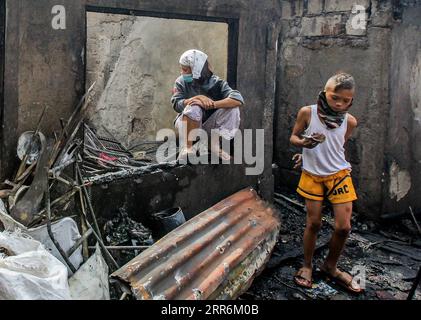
xmin=307 ymin=220 xmax=322 ymax=233
xmin=334 ymin=223 xmax=351 ymax=237
xmin=214 ymin=107 xmax=240 ymax=131
xmin=215 ymin=106 xmax=240 ymax=118
xmin=227 ymin=106 xmax=240 ymax=118
xmin=230 ymin=106 xmax=240 ymax=115
xmin=183 ymin=104 xmax=203 ymax=122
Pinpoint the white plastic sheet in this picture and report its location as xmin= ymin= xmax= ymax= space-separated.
xmin=0 ymin=200 xmax=83 ymax=275
xmin=0 ymin=231 xmax=71 ymax=300
xmin=69 ymin=244 xmax=110 ymax=300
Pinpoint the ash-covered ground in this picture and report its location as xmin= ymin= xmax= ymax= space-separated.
xmin=240 ymin=192 xmax=421 ymax=300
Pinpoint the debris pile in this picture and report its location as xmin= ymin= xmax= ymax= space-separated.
xmin=110 ymin=188 xmax=281 ymax=300
xmin=0 ymin=83 xmax=162 ymax=300
xmin=82 ymin=124 xmax=155 ymax=175
xmin=241 ymin=192 xmax=421 ymax=300
xmin=104 ymin=209 xmax=153 ymax=247
xmin=0 ymin=82 xmax=419 ymax=300
xmin=103 ymin=208 xmax=153 ymax=266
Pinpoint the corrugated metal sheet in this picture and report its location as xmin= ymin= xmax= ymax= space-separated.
xmin=111 ymin=187 xmax=281 ymax=300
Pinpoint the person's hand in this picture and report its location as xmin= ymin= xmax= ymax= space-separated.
xmin=311 ymin=133 xmax=326 ymax=143
xmin=301 ymin=137 xmax=319 ymax=149
xmin=301 ymin=132 xmax=326 ymax=149
xmin=188 ymin=98 xmax=204 ymax=107
xmin=292 ymin=154 xmax=302 ymax=170
xmin=195 ymin=95 xmax=215 ymax=109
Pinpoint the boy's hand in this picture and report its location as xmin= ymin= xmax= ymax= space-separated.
xmin=292 ymin=154 xmax=302 ymax=170
xmin=301 ymin=137 xmax=319 ymax=149
xmin=301 ymin=132 xmax=326 ymax=148
xmin=311 ymin=133 xmax=326 ymax=143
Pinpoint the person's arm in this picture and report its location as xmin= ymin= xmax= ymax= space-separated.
xmin=213 ymin=97 xmax=242 ymax=109
xmin=185 ymin=96 xmax=209 ymax=108
xmin=183 ymin=79 xmax=244 ymax=110
xmin=344 ymin=114 xmax=357 ymax=163
xmin=189 ymin=95 xmax=241 ymax=109
xmin=170 ymin=80 xmax=187 ymax=113
xmin=290 ymin=107 xmax=318 ymax=149
xmin=210 ymin=79 xmax=244 ymax=109
xmin=345 ymin=114 xmax=358 ymax=143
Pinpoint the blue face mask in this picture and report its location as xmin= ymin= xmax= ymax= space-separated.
xmin=183 ymin=74 xmax=193 ymax=83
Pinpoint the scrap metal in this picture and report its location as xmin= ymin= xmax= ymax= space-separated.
xmin=111 ymin=187 xmax=281 ymax=300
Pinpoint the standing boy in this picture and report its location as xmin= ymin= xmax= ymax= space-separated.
xmin=289 ymin=73 xmax=363 ymax=293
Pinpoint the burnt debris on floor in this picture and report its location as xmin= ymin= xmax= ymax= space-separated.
xmin=0 ymin=87 xmax=281 ymax=300
xmin=240 ymin=192 xmax=421 ymax=301
xmin=0 ymin=85 xmax=420 ymax=300
xmin=0 ymin=85 xmax=174 ymax=300
xmin=110 ymin=188 xmax=281 ymax=300
xmin=103 ymin=208 xmax=154 ymax=267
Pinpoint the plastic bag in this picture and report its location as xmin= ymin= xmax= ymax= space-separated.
xmin=69 ymin=244 xmax=110 ymax=300
xmin=0 ymin=201 xmax=83 ymax=275
xmin=0 ymin=230 xmax=71 ymax=300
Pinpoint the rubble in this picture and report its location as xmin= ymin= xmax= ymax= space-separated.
xmin=103 ymin=208 xmax=153 ymax=266
xmin=241 ymin=192 xmax=421 ymax=301
xmin=110 ymin=188 xmax=281 ymax=300
xmin=0 ymin=81 xmax=419 ymax=300
xmin=104 ymin=208 xmax=153 ymax=247
xmin=0 ymin=83 xmax=169 ymax=300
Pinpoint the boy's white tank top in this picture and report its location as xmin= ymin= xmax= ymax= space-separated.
xmin=302 ymin=104 xmax=351 ymax=176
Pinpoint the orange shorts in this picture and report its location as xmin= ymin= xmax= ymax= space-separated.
xmin=297 ymin=169 xmax=357 ymax=204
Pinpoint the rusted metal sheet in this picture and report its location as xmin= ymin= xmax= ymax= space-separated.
xmin=111 ymin=187 xmax=281 ymax=300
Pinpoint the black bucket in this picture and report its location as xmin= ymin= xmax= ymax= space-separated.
xmin=151 ymin=207 xmax=186 ymax=238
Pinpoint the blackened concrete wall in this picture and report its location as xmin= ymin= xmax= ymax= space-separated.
xmin=274 ymin=0 xmax=413 ymax=219
xmin=85 ymin=13 xmax=229 ymax=145
xmin=384 ymin=1 xmax=421 ymax=215
xmin=0 ymin=0 xmax=280 ymax=221
xmin=1 ymin=0 xmax=85 ymax=178
xmin=2 ymin=0 xmax=419 ymax=220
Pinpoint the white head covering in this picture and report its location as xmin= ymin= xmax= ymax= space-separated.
xmin=179 ymin=49 xmax=208 ymax=79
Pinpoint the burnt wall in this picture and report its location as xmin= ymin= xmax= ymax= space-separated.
xmin=1 ymin=0 xmax=85 ymax=177
xmin=0 ymin=0 xmax=280 ymax=221
xmin=383 ymin=1 xmax=421 ymax=215
xmin=274 ymin=0 xmax=394 ymax=218
xmin=2 ymin=0 xmax=418 ymax=220
xmin=85 ymin=13 xmax=229 ymax=145
xmin=90 ymin=164 xmax=255 ymax=224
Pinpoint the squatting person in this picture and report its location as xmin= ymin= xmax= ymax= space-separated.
xmin=171 ymin=49 xmax=244 ymax=161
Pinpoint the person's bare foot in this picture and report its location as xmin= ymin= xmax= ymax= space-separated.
xmin=320 ymin=264 xmax=363 ymax=293
xmin=293 ymin=266 xmax=313 ymax=289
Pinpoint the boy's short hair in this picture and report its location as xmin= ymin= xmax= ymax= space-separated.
xmin=325 ymin=72 xmax=355 ymax=92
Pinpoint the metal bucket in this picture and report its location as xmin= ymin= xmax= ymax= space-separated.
xmin=151 ymin=207 xmax=185 ymax=238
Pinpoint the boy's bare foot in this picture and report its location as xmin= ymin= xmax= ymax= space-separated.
xmin=320 ymin=264 xmax=363 ymax=294
xmin=293 ymin=266 xmax=313 ymax=289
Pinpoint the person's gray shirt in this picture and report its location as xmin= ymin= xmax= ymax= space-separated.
xmin=171 ymin=75 xmax=244 ymax=122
